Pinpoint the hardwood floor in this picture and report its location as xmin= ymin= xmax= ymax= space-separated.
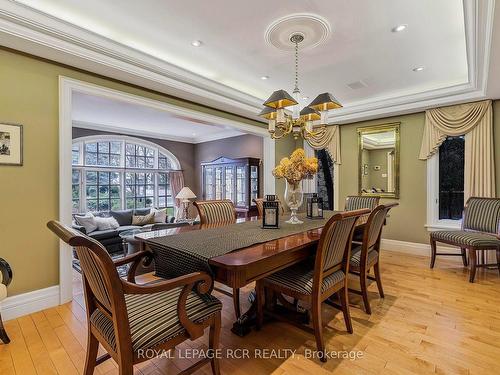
xmin=2 ymin=250 xmax=500 ymax=374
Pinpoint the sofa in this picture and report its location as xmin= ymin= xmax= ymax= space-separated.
xmin=72 ymin=208 xmax=179 ymax=254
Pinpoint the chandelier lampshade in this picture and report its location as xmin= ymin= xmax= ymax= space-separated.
xmin=263 ymin=89 xmax=298 ymax=109
xmin=258 ymin=106 xmax=277 ymax=119
xmin=299 ymin=107 xmax=321 ymax=121
xmin=307 ymin=92 xmax=343 ymax=111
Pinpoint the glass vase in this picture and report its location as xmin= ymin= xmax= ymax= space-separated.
xmin=284 ymin=180 xmax=304 ymax=224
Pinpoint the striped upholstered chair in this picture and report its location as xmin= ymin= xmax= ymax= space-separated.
xmin=253 ymin=198 xmax=285 ymax=218
xmin=256 ymin=208 xmax=370 ymax=362
xmin=194 ymin=199 xmax=237 ymax=224
xmin=193 ymin=199 xmax=244 ymax=318
xmin=430 ymin=197 xmax=500 ymax=283
xmin=349 ymin=203 xmax=398 ymax=314
xmin=47 ymin=221 xmax=222 ymax=375
xmin=345 ymin=196 xmax=380 ymax=225
xmin=0 ymin=258 xmax=12 ymax=344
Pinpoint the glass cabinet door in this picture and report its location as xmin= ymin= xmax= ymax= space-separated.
xmin=250 ymin=165 xmax=258 ymax=205
xmin=215 ymin=166 xmax=223 ymax=200
xmin=225 ymin=165 xmax=235 ymax=203
xmin=236 ymin=165 xmax=246 ymax=207
xmin=204 ymin=167 xmax=215 ymax=200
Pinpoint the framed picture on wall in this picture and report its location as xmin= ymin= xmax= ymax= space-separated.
xmin=0 ymin=123 xmax=23 ymax=166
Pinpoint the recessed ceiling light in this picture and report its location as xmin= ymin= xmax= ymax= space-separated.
xmin=192 ymin=132 xmax=197 ymax=136
xmin=191 ymin=40 xmax=203 ymax=47
xmin=412 ymin=66 xmax=425 ymax=72
xmin=392 ymin=24 xmax=407 ymax=33
xmin=261 ymin=75 xmax=269 ymax=80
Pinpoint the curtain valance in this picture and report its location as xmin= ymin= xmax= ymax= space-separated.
xmin=305 ymin=125 xmax=341 ymax=164
xmin=418 ymin=100 xmax=495 ymax=199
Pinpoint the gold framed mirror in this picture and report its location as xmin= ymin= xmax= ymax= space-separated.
xmin=357 ymin=123 xmax=400 ymax=198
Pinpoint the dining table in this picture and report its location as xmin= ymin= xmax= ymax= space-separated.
xmin=134 ymin=211 xmax=361 ymax=336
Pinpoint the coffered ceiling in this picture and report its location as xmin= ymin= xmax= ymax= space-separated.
xmin=0 ymin=0 xmax=498 ymax=124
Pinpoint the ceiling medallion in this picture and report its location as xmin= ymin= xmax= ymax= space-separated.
xmin=265 ymin=13 xmax=331 ymax=52
xmin=260 ymin=29 xmax=342 ymax=140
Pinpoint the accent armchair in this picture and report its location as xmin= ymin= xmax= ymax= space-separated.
xmin=47 ymin=221 xmax=222 ymax=375
xmin=430 ymin=197 xmax=500 ymax=283
xmin=0 ymin=258 xmax=12 ymax=344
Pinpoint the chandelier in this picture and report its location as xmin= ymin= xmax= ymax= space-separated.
xmin=259 ymin=33 xmax=342 ymax=140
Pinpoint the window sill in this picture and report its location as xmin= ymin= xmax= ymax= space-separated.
xmin=425 ymin=221 xmax=462 ymax=232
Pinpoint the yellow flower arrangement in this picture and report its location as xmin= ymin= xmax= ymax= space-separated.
xmin=272 ymin=148 xmax=318 ymax=186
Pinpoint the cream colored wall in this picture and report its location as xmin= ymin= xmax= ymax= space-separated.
xmin=339 ymin=113 xmax=429 ymax=244
xmin=0 ymin=49 xmax=267 ymax=296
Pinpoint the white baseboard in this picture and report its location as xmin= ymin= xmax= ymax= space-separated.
xmin=381 ymin=238 xmax=460 ymax=256
xmin=0 ymin=285 xmax=60 ymax=321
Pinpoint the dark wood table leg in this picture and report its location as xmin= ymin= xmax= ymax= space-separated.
xmin=231 ymin=290 xmax=257 ymax=337
xmin=231 ymin=290 xmax=311 ymax=337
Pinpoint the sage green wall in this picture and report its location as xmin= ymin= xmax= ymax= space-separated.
xmin=340 ymin=103 xmax=500 ymax=244
xmin=0 ymin=48 xmax=267 ymax=296
xmin=339 ymin=113 xmax=428 ymax=244
xmin=367 ymin=148 xmax=391 ymax=190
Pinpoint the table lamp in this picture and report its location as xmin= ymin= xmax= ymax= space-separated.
xmin=175 ymin=187 xmax=197 ymax=219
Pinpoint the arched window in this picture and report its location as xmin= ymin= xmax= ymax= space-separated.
xmin=71 ymin=135 xmax=180 ymax=214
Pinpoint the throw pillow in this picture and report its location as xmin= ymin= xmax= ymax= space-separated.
xmin=134 ymin=208 xmax=152 ymax=216
xmin=74 ymin=213 xmax=98 ymax=234
xmin=132 ymin=212 xmax=155 ymax=226
xmin=94 ymin=216 xmax=120 ymax=231
xmin=110 ymin=209 xmax=133 ymax=226
xmin=152 ymin=208 xmax=167 ymax=223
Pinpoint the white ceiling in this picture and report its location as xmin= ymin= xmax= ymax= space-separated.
xmin=72 ymin=91 xmax=244 ymax=144
xmin=0 ymin=0 xmax=498 ymax=124
xmin=15 ymin=0 xmax=468 ymax=100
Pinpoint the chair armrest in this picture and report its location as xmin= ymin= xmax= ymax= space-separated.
xmin=121 ymin=271 xmax=211 ymax=295
xmin=121 ymin=271 xmax=213 ymax=340
xmin=113 ymin=250 xmax=154 ymax=283
xmin=0 ymin=258 xmax=12 ymax=287
xmin=113 ymin=250 xmax=151 ymax=267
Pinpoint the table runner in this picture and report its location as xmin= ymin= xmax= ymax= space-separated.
xmin=146 ymin=211 xmax=337 ymax=286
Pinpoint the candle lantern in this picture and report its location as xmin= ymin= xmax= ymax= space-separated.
xmin=307 ymin=193 xmax=323 ymax=219
xmin=262 ymin=195 xmax=280 ymax=229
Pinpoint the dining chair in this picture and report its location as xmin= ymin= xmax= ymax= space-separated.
xmin=255 ymin=208 xmax=370 ymax=362
xmin=0 ymin=258 xmax=12 ymax=344
xmin=193 ymin=199 xmax=242 ymax=318
xmin=253 ymin=197 xmax=285 ymax=218
xmin=193 ymin=199 xmax=237 ymax=224
xmin=47 ymin=221 xmax=222 ymax=375
xmin=430 ymin=197 xmax=500 ymax=282
xmin=345 ymin=196 xmax=380 ymax=226
xmin=349 ymin=203 xmax=398 ymax=314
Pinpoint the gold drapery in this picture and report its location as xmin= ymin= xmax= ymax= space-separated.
xmin=418 ymin=100 xmax=495 ymax=199
xmin=305 ymin=125 xmax=341 ymax=164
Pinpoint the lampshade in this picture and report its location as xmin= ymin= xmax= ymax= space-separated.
xmin=175 ymin=187 xmax=197 ymax=200
xmin=263 ymin=89 xmax=298 ymax=109
xmin=299 ymin=107 xmax=321 ymax=121
xmin=307 ymin=92 xmax=342 ymax=111
xmin=258 ymin=106 xmax=277 ymax=120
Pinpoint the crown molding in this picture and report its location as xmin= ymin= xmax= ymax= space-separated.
xmin=73 ymin=120 xmax=246 ymax=144
xmin=0 ymin=0 xmax=494 ymax=124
